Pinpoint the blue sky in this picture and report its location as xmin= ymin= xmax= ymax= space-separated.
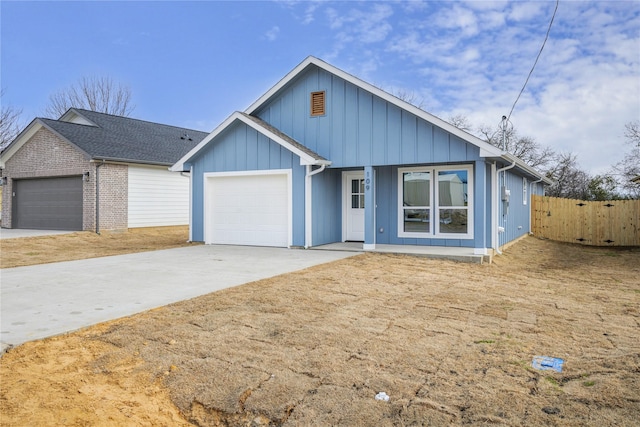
xmin=1 ymin=0 xmax=638 ymax=174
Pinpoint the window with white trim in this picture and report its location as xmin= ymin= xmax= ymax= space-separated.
xmin=523 ymin=177 xmax=528 ymax=205
xmin=398 ymin=165 xmax=473 ymax=239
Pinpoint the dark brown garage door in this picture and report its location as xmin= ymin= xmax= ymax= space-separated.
xmin=12 ymin=177 xmax=83 ymax=230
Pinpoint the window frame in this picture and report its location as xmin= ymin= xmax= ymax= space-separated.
xmin=351 ymin=178 xmax=365 ymax=209
xmin=523 ymin=177 xmax=528 ymax=205
xmin=397 ymin=164 xmax=474 ymax=239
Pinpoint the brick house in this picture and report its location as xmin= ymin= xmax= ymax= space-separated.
xmin=0 ymin=109 xmax=208 ymax=231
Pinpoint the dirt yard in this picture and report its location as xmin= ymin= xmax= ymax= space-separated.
xmin=1 ymin=236 xmax=639 ymax=426
xmin=0 ymin=226 xmax=195 ymax=268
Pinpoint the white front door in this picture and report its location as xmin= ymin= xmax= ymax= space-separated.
xmin=343 ymin=171 xmax=365 ymax=241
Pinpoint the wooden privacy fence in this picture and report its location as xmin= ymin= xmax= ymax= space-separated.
xmin=531 ymin=195 xmax=639 ymax=246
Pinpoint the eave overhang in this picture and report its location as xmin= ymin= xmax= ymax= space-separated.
xmin=170 ymin=111 xmax=330 ymax=172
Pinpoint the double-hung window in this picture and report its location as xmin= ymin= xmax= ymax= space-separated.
xmin=398 ymin=165 xmax=473 ymax=239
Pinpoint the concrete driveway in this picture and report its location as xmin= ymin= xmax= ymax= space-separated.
xmin=1 ymin=245 xmax=358 ymax=349
xmin=0 ymin=228 xmax=75 ymax=239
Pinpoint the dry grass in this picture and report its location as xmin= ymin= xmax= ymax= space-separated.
xmin=0 ymin=226 xmax=196 ymax=268
xmin=1 ymin=236 xmax=639 ymax=426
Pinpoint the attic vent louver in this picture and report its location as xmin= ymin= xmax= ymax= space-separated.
xmin=310 ymin=91 xmax=325 ymax=116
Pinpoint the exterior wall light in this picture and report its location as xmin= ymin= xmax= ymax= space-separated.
xmin=83 ymin=171 xmax=90 ymax=182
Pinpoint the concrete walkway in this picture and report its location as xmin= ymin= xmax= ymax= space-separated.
xmin=0 ymin=245 xmax=358 ymax=350
xmin=314 ymin=242 xmax=491 ymax=263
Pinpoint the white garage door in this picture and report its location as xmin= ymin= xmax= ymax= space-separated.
xmin=205 ymin=171 xmax=290 ymax=247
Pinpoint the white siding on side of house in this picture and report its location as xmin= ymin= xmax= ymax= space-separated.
xmin=128 ymin=165 xmax=190 ymax=228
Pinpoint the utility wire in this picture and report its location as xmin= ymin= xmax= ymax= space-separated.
xmin=507 ymin=0 xmax=559 ymax=122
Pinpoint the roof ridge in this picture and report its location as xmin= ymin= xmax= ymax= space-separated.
xmin=71 ymin=108 xmax=208 ymax=134
xmin=39 ymin=117 xmax=100 ymax=128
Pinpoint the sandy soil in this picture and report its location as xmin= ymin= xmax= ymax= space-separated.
xmin=0 ymin=226 xmax=195 ymax=268
xmin=1 ymin=236 xmax=639 ymax=426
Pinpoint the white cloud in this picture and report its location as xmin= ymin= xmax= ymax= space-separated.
xmin=300 ymin=2 xmax=321 ymax=25
xmin=479 ymin=10 xmax=507 ymax=29
xmin=276 ymin=0 xmax=321 ymax=25
xmin=322 ymin=3 xmax=394 ymax=76
xmin=264 ymin=26 xmax=280 ymax=41
xmin=382 ymin=1 xmax=639 ymax=174
xmin=462 ymin=1 xmax=508 ymax=12
xmin=326 ymin=3 xmax=393 ymax=41
xmin=509 ymin=1 xmax=546 ymax=22
xmin=435 ymin=5 xmax=480 ymax=37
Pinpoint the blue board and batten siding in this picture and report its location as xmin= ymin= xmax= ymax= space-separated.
xmin=255 ymin=65 xmax=491 ymax=249
xmin=497 ymin=170 xmax=546 ymax=246
xmin=188 ymin=121 xmax=307 ymax=245
xmin=254 ymin=67 xmax=482 ymax=169
xmin=311 ymin=168 xmax=342 ymax=246
xmin=184 ymin=62 xmax=543 ymax=250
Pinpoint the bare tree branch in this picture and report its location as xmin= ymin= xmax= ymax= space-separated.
xmin=545 ymin=152 xmax=591 ymax=199
xmin=0 ymin=89 xmax=23 ymax=150
xmin=479 ymin=121 xmax=556 ymax=169
xmin=624 ymin=120 xmax=640 ymax=148
xmin=609 ymin=121 xmax=640 ymax=198
xmin=448 ymin=114 xmax=473 ymax=132
xmin=390 ymin=87 xmax=426 ymax=110
xmin=45 ymin=76 xmax=134 ymax=118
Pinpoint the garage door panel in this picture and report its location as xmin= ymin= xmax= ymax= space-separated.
xmin=13 ymin=177 xmax=83 ymax=230
xmin=206 ymin=173 xmax=289 ymax=247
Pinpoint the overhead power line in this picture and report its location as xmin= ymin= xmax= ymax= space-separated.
xmin=507 ymin=0 xmax=560 ymax=122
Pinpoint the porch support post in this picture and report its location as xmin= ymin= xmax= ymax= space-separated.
xmin=363 ymin=166 xmax=376 ymax=250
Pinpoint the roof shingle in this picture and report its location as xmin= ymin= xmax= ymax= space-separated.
xmin=41 ymin=109 xmax=209 ymax=165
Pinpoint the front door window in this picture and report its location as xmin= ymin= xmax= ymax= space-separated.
xmin=351 ymin=178 xmax=365 ymax=209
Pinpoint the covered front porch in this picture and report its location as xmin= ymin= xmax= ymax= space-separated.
xmin=312 ymin=241 xmax=492 ymax=264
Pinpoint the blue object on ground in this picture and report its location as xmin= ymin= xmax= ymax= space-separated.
xmin=532 ymin=356 xmax=564 ymax=373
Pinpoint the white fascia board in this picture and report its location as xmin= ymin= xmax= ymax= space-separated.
xmin=502 ymin=153 xmax=554 ymax=185
xmin=58 ymin=108 xmax=98 ymax=126
xmin=170 ymin=111 xmax=328 ymax=172
xmin=244 ymin=56 xmax=317 ymax=114
xmin=480 ymin=146 xmax=503 ymax=158
xmin=170 ymin=112 xmax=240 ymax=172
xmin=245 ymin=56 xmax=504 ymax=159
xmin=237 ymin=113 xmax=328 ymax=166
xmin=0 ymin=119 xmax=43 ymax=168
xmin=1 ymin=119 xmax=92 ymax=168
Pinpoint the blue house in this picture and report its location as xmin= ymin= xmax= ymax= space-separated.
xmin=171 ymin=57 xmax=551 ymax=256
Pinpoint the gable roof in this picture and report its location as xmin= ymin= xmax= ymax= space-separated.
xmin=1 ymin=108 xmax=209 ymax=168
xmin=172 ymin=56 xmax=552 ymax=184
xmin=170 ymin=111 xmax=330 ymax=172
xmin=244 ymin=56 xmax=552 ymax=184
xmin=246 ymin=56 xmax=506 ymax=158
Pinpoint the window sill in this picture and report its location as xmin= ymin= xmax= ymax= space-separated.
xmin=398 ymin=232 xmax=474 ymax=240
